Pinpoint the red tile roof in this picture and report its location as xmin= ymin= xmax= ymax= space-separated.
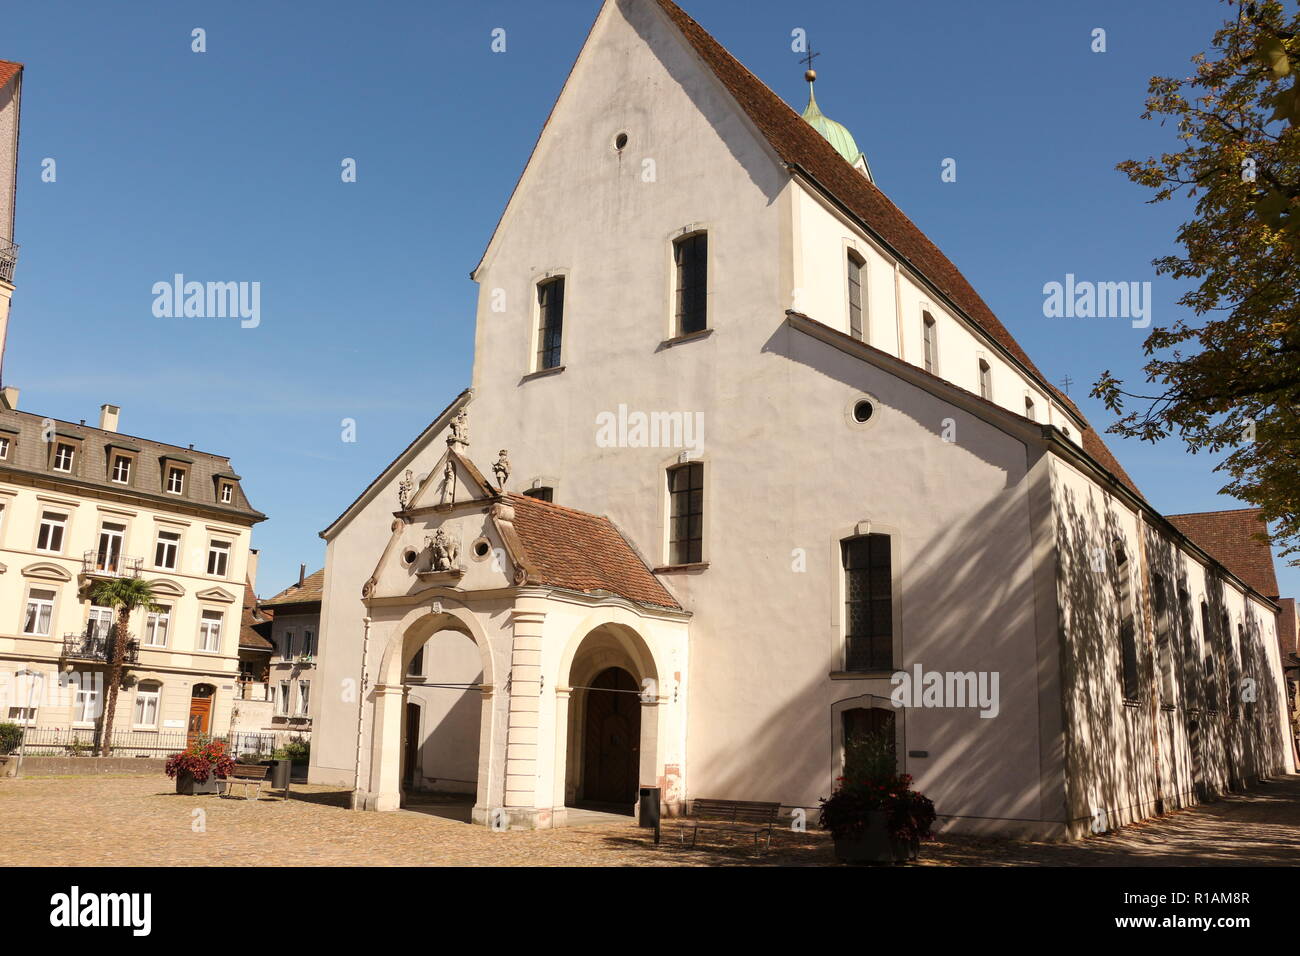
xmin=654 ymin=0 xmax=1142 ymax=500
xmin=0 ymin=61 xmax=21 ymax=89
xmin=504 ymin=493 xmax=681 ymax=610
xmin=1165 ymin=508 xmax=1280 ymax=598
xmin=239 ymin=581 xmax=274 ymax=651
xmin=1277 ymin=597 xmax=1297 ymax=660
xmin=262 ymin=568 xmax=324 ymax=608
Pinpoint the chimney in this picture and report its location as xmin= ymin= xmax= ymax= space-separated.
xmin=0 ymin=385 xmax=17 ymax=410
xmin=246 ymin=548 xmax=260 ymax=592
xmin=99 ymin=403 xmax=120 ymax=432
xmin=298 ymin=563 xmax=306 ymax=588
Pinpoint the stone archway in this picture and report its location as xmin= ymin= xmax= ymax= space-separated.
xmin=363 ymin=606 xmax=497 ymax=814
xmin=557 ymin=622 xmax=662 ymax=817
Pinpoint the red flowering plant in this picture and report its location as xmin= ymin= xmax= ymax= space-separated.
xmin=819 ymin=728 xmax=936 ymax=842
xmin=164 ymin=737 xmax=235 ymax=783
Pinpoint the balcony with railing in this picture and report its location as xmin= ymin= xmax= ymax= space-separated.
xmin=62 ymin=625 xmax=140 ymax=664
xmin=0 ymin=239 xmax=17 ymax=284
xmin=81 ymin=550 xmax=143 ymax=579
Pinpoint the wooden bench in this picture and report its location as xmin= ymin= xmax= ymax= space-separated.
xmin=676 ymin=798 xmax=782 ymax=854
xmin=221 ymin=764 xmax=269 ymax=800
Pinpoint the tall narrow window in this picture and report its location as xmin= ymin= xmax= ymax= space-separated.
xmin=1201 ymin=602 xmax=1218 ymax=711
xmin=536 ymin=277 xmax=564 ymax=371
xmin=1179 ymin=588 xmax=1198 ymax=710
xmin=1025 ymin=396 xmax=1036 ymax=421
xmin=284 ymin=630 xmax=295 ymax=659
xmin=278 ymin=681 xmax=291 ymax=715
xmin=978 ymin=359 xmax=992 ymax=400
xmin=0 ymin=436 xmax=9 ymax=459
xmin=302 ymin=629 xmax=314 ymax=657
xmin=133 ymin=682 xmax=161 ymax=728
xmin=674 ymin=231 xmax=708 ymax=335
xmin=842 ymin=534 xmax=893 ymax=672
xmin=144 ymin=605 xmax=170 ymax=647
xmin=847 ymin=250 xmax=865 ymax=341
xmin=842 ymin=706 xmax=897 ymax=774
xmin=922 ymin=312 xmax=937 ymax=374
xmin=1151 ymin=574 xmax=1175 ymax=705
xmin=1116 ymin=546 xmax=1141 ymax=701
xmin=667 ymin=461 xmax=704 ymax=565
xmin=297 ymin=681 xmax=311 ymax=716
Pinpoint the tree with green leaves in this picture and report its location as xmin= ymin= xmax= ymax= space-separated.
xmin=1093 ymin=0 xmax=1300 ymax=561
xmin=87 ymin=577 xmax=160 ymax=756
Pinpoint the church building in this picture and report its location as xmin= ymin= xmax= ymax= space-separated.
xmin=308 ymin=0 xmax=1296 ymax=837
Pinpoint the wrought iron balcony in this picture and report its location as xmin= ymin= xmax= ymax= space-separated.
xmin=0 ymin=239 xmax=16 ymax=284
xmin=81 ymin=550 xmax=143 ymax=578
xmin=62 ymin=627 xmax=140 ymax=664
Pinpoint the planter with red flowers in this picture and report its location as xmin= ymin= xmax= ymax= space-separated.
xmin=819 ymin=727 xmax=936 ymax=864
xmin=165 ymin=737 xmax=235 ymax=795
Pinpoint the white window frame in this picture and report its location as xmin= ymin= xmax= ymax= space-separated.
xmin=301 ymin=629 xmax=314 ymax=657
xmin=283 ymin=630 xmax=295 ymax=659
xmin=73 ymin=685 xmax=99 ymax=726
xmin=220 ymin=482 xmax=233 ymax=504
xmin=207 ymin=540 xmax=230 ymax=577
xmin=52 ymin=442 xmax=75 ymax=472
xmin=154 ymin=530 xmax=180 ymax=570
xmin=133 ymin=684 xmax=161 ymax=729
xmin=0 ymin=436 xmax=10 ymax=460
xmin=36 ymin=511 xmax=67 ymax=554
xmin=23 ymin=587 xmax=57 ymax=636
xmin=278 ymin=681 xmax=291 ymax=716
xmin=198 ymin=610 xmax=223 ymax=653
xmin=297 ymin=681 xmax=310 ymax=716
xmin=166 ymin=466 xmax=185 ymax=495
xmin=7 ymin=705 xmax=37 ymax=726
xmin=143 ymin=605 xmax=171 ymax=647
xmin=111 ymin=454 xmax=132 ymax=484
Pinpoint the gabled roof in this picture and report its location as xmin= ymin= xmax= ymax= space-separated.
xmin=262 ymin=569 xmax=324 ymax=609
xmin=504 ymin=493 xmax=681 ymax=610
xmin=1165 ymin=508 xmax=1280 ymax=599
xmin=239 ymin=581 xmax=274 ymax=651
xmin=652 ymin=0 xmax=1142 ymax=500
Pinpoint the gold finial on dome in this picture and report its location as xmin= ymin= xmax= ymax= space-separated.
xmin=804 ymin=68 xmax=817 ymax=83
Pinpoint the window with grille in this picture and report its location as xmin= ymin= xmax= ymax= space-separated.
xmin=842 ymin=534 xmax=893 ymax=672
xmin=674 ymin=232 xmax=708 ymax=335
xmin=667 ymin=461 xmax=703 ymax=565
xmin=536 ymin=277 xmax=564 ymax=371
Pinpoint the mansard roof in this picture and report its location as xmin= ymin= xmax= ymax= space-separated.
xmin=504 ymin=493 xmax=681 ymax=610
xmin=1165 ymin=508 xmax=1280 ymax=599
xmin=653 ymin=0 xmax=1142 ymax=500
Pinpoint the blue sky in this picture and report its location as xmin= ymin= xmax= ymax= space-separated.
xmin=5 ymin=0 xmax=1289 ymax=598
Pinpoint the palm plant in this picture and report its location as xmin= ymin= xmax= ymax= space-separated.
xmin=87 ymin=577 xmax=160 ymax=756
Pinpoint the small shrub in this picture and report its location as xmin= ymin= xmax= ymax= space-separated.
xmin=0 ymin=722 xmax=23 ymax=755
xmin=272 ymin=736 xmax=310 ymax=764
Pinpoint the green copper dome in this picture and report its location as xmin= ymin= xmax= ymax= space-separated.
xmin=801 ymin=78 xmax=874 ymax=182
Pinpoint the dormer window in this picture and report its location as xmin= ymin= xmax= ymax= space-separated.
xmin=53 ymin=443 xmax=75 ymax=472
xmin=166 ymin=466 xmax=185 ymax=495
xmin=111 ymin=454 xmax=132 ymax=484
xmin=0 ymin=436 xmax=10 ymax=460
xmin=523 ymin=486 xmax=554 ymax=503
xmin=220 ymin=482 xmax=233 ymax=504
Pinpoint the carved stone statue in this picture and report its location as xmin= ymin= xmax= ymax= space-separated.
xmin=426 ymin=527 xmax=460 ymax=572
xmin=440 ymin=457 xmax=455 ymax=504
xmin=492 ymin=449 xmax=511 ymax=489
xmin=397 ymin=469 xmax=413 ymax=510
xmin=448 ymin=409 xmax=469 ymax=447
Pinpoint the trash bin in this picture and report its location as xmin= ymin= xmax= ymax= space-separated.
xmin=270 ymin=758 xmax=292 ymax=792
xmin=638 ymin=786 xmax=661 ymax=829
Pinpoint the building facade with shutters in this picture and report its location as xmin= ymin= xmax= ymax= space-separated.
xmin=309 ymin=0 xmax=1295 ymax=836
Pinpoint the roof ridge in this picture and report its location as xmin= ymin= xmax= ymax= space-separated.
xmin=506 ymin=491 xmax=612 ymax=523
xmin=2 ymin=407 xmax=233 ymax=461
xmin=1166 ymin=507 xmax=1264 ymax=519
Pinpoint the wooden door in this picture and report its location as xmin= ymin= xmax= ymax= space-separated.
xmin=187 ymin=685 xmax=214 ymax=747
xmin=582 ymin=668 xmax=640 ymax=807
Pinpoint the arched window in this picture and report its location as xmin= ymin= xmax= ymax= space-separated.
xmin=842 ymin=533 xmax=893 ymax=672
xmin=847 ymin=250 xmax=865 ymax=341
xmin=922 ymin=312 xmax=937 ymax=374
xmin=536 ymin=277 xmax=565 ymax=371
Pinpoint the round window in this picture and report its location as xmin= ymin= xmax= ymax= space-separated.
xmin=402 ymin=548 xmax=418 ymax=566
xmin=614 ymin=131 xmax=629 ymax=151
xmin=853 ymin=399 xmax=874 ymax=423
